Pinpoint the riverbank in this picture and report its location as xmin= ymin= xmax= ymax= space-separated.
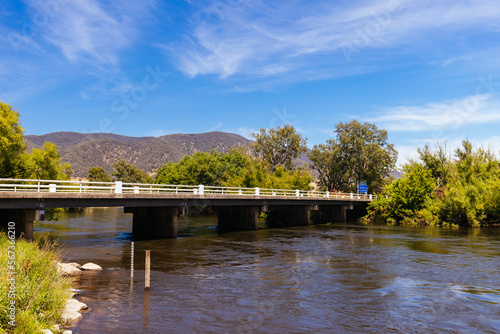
xmin=0 ymin=234 xmax=98 ymax=333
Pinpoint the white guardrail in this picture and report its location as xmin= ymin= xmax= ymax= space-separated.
xmin=0 ymin=178 xmax=377 ymax=200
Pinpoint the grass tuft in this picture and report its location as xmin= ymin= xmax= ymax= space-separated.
xmin=0 ymin=234 xmax=71 ymax=333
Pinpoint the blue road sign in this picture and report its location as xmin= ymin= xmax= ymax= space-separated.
xmin=358 ymin=183 xmax=368 ymax=194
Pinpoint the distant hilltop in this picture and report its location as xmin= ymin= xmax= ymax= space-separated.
xmin=25 ymin=131 xmax=252 ymax=178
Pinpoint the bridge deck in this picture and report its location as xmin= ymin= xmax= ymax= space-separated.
xmin=0 ymin=179 xmax=374 ymax=210
xmin=0 ymin=192 xmax=370 ymax=209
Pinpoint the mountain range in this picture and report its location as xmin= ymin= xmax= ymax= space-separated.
xmin=25 ymin=131 xmax=252 ymax=179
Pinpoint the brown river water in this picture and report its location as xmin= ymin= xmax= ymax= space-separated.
xmin=34 ymin=207 xmax=500 ymax=333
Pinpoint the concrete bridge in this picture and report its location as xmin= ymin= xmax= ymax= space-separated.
xmin=0 ymin=179 xmax=376 ymax=239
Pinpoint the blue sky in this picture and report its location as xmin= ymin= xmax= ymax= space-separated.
xmin=1 ymin=0 xmax=500 ymax=165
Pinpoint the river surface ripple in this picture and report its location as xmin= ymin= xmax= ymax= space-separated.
xmin=35 ymin=208 xmax=500 ymax=334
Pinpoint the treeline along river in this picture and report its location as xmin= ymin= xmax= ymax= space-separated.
xmin=36 ymin=208 xmax=500 ymax=333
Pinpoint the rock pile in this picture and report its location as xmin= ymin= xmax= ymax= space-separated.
xmin=51 ymin=261 xmax=103 ymax=330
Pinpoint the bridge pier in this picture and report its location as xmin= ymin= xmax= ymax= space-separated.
xmin=125 ymin=207 xmax=178 ymax=238
xmin=266 ymin=205 xmax=317 ymax=227
xmin=314 ymin=205 xmax=353 ymax=223
xmin=217 ymin=205 xmax=260 ymax=231
xmin=0 ymin=209 xmax=40 ymax=240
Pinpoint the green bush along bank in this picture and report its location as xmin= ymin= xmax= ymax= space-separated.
xmin=0 ymin=235 xmax=71 ymax=333
xmin=364 ymin=141 xmax=500 ymax=227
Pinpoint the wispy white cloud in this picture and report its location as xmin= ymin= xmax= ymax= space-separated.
xmin=209 ymin=121 xmax=223 ymax=131
xmin=167 ymin=0 xmax=500 ymax=82
xmin=0 ymin=0 xmax=156 ymax=102
xmin=368 ymin=94 xmax=500 ymax=131
xmin=39 ymin=0 xmax=130 ymax=65
xmin=17 ymin=0 xmax=153 ymax=66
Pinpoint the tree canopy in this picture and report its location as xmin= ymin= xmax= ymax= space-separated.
xmin=0 ymin=101 xmax=72 ymax=180
xmin=309 ymin=120 xmax=397 ymax=192
xmin=0 ymin=101 xmax=27 ymax=178
xmin=155 ymin=148 xmax=312 ymax=190
xmin=364 ymin=163 xmax=435 ymax=224
xmin=251 ymin=124 xmax=307 ymax=172
xmin=365 ymin=140 xmax=500 ymax=227
xmin=112 ymin=160 xmax=153 ymax=183
xmin=88 ymin=167 xmax=113 ymax=182
xmin=24 ymin=142 xmax=72 ymax=180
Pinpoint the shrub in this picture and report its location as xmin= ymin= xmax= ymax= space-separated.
xmin=0 ymin=235 xmax=71 ymax=333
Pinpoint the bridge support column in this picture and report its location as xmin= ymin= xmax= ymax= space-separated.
xmin=0 ymin=209 xmax=40 ymax=240
xmin=266 ymin=205 xmax=316 ymax=227
xmin=217 ymin=206 xmax=260 ymax=231
xmin=125 ymin=207 xmax=178 ymax=238
xmin=315 ymin=205 xmax=353 ymax=223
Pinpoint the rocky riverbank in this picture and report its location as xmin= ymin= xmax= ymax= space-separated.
xmin=42 ymin=261 xmax=103 ymax=333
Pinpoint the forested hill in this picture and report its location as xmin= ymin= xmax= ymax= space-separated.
xmin=25 ymin=131 xmax=252 ymax=178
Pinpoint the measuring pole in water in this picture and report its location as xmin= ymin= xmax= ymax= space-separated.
xmin=131 ymin=241 xmax=134 ymax=281
xmin=145 ymin=250 xmax=151 ymax=290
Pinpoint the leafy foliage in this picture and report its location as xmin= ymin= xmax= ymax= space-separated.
xmin=24 ymin=143 xmax=72 ymax=180
xmin=308 ymin=141 xmax=348 ymax=192
xmin=309 ymin=120 xmax=397 ymax=192
xmin=0 ymin=102 xmax=72 ymax=180
xmin=112 ymin=160 xmax=153 ymax=183
xmin=156 ymin=148 xmax=312 ymax=190
xmin=88 ymin=167 xmax=113 ymax=182
xmin=418 ymin=143 xmax=450 ymax=187
xmin=435 ymin=141 xmax=500 ymax=227
xmin=0 ymin=101 xmax=27 ymax=178
xmin=0 ymin=235 xmax=71 ymax=333
xmin=364 ymin=164 xmax=435 ymax=224
xmin=251 ymin=124 xmax=307 ymax=172
xmin=365 ymin=140 xmax=500 ymax=227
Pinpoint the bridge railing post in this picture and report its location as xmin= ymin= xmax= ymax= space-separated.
xmin=115 ymin=181 xmax=123 ymax=194
xmin=326 ymin=191 xmax=330 ymax=198
xmin=350 ymin=193 xmax=353 ymax=199
xmin=255 ymin=187 xmax=259 ymax=196
xmin=199 ymin=185 xmax=204 ymax=195
xmin=295 ymin=189 xmax=299 ymax=197
xmin=49 ymin=184 xmax=56 ymax=193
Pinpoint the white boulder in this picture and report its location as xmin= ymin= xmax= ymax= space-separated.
xmin=66 ymin=298 xmax=88 ymax=312
xmin=56 ymin=263 xmax=82 ymax=276
xmin=81 ymin=263 xmax=102 ymax=271
xmin=61 ymin=309 xmax=82 ymax=326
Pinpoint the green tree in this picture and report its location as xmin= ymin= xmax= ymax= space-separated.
xmin=364 ymin=163 xmax=435 ymax=224
xmin=24 ymin=142 xmax=72 ymax=180
xmin=156 ymin=148 xmax=313 ymax=190
xmin=112 ymin=160 xmax=153 ymax=183
xmin=251 ymin=124 xmax=307 ymax=172
xmin=309 ymin=120 xmax=397 ymax=192
xmin=366 ymin=140 xmax=500 ymax=227
xmin=156 ymin=151 xmax=226 ymax=186
xmin=0 ymin=101 xmax=27 ymax=177
xmin=417 ymin=142 xmax=450 ymax=187
xmin=308 ymin=141 xmax=349 ymax=191
xmin=88 ymin=167 xmax=112 ymax=182
xmin=436 ymin=141 xmax=500 ymax=227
